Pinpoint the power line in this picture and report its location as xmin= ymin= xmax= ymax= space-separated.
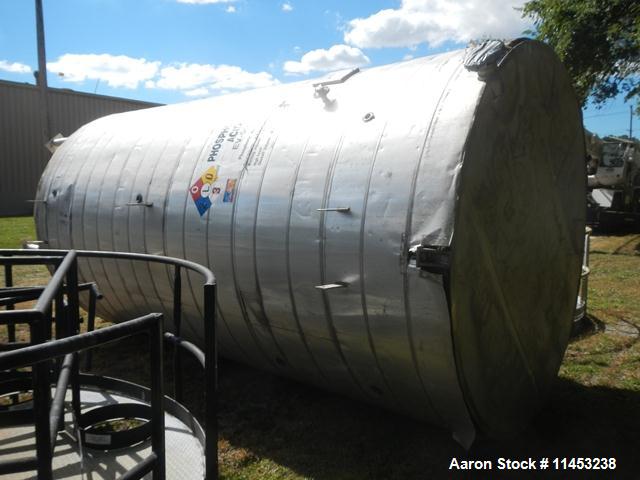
xmin=583 ymin=110 xmax=630 ymax=119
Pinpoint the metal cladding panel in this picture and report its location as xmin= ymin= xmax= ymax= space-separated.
xmin=0 ymin=81 xmax=47 ymax=216
xmin=0 ymin=79 xmax=158 ymax=216
xmin=34 ymin=41 xmax=586 ymax=445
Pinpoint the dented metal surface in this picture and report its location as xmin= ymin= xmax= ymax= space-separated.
xmin=34 ymin=40 xmax=585 ymax=446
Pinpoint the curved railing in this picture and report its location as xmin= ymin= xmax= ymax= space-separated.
xmin=0 ymin=248 xmax=218 ymax=480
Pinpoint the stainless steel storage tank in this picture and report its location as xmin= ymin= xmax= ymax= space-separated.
xmin=34 ymin=39 xmax=586 ymax=446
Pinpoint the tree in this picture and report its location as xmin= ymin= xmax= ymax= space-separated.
xmin=522 ymin=0 xmax=640 ymax=111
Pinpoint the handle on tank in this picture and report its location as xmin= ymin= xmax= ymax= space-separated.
xmin=316 ymin=207 xmax=351 ymax=212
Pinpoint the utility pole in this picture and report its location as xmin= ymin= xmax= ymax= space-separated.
xmin=630 ymin=105 xmax=634 ymax=139
xmin=35 ymin=0 xmax=51 ymax=142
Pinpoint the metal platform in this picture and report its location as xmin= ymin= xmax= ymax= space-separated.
xmin=1 ymin=380 xmax=205 ymax=479
xmin=0 ymin=248 xmax=218 ymax=479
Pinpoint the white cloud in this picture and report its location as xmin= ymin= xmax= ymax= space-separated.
xmin=46 ymin=53 xmax=279 ymax=97
xmin=226 ymin=5 xmax=236 ymax=12
xmin=282 ymin=2 xmax=293 ymax=12
xmin=0 ymin=60 xmax=32 ymax=74
xmin=283 ymin=44 xmax=370 ymax=75
xmin=176 ymin=0 xmax=235 ymax=3
xmin=47 ymin=53 xmax=159 ymax=89
xmin=184 ymin=87 xmax=210 ymax=97
xmin=344 ymin=0 xmax=529 ymax=49
xmin=155 ymin=62 xmax=279 ymax=95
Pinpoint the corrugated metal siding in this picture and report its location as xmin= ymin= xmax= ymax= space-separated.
xmin=0 ymin=80 xmax=160 ymax=216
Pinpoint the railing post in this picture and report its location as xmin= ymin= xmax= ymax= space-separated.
xmin=204 ymin=283 xmax=218 ymax=480
xmin=31 ymin=314 xmax=53 ymax=480
xmin=54 ymin=289 xmax=65 ymax=339
xmin=150 ymin=313 xmax=166 ymax=479
xmin=66 ymin=253 xmax=80 ymax=335
xmin=4 ymin=263 xmax=16 ymax=342
xmin=583 ymin=227 xmax=591 ymax=312
xmin=4 ymin=261 xmax=17 ymax=406
xmin=85 ymin=285 xmax=97 ymax=370
xmin=173 ymin=265 xmax=182 ymax=403
xmin=66 ymin=254 xmax=82 ymax=422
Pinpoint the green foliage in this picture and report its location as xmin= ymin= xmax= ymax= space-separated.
xmin=523 ymin=0 xmax=640 ymax=110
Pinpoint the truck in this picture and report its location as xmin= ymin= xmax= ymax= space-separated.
xmin=586 ymin=132 xmax=640 ymax=228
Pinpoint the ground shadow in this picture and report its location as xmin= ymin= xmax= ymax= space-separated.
xmin=589 ymin=229 xmax=640 ymax=255
xmin=88 ymin=335 xmax=640 ymax=480
xmin=212 ymin=362 xmax=640 ymax=479
xmin=570 ymin=313 xmax=606 ymax=339
xmin=590 ymin=224 xmax=640 ymax=237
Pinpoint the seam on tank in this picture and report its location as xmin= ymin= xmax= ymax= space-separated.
xmin=141 ymin=138 xmax=176 ymax=319
xmin=167 ymin=134 xmax=210 ymax=328
xmin=124 ymin=134 xmax=157 ymax=317
xmin=95 ymin=149 xmax=135 ymax=316
xmin=447 ymin=81 xmax=488 ymax=436
xmin=36 ymin=129 xmax=81 ymax=248
xmin=229 ymin=115 xmax=279 ymax=368
xmin=284 ymin=135 xmax=329 ymax=383
xmin=198 ymin=130 xmax=253 ymax=362
xmin=182 ymin=130 xmax=249 ymax=357
xmin=358 ymin=120 xmax=401 ymax=406
xmin=38 ymin=132 xmax=79 ymax=262
xmin=77 ymin=131 xmax=121 ymax=318
xmin=75 ymin=133 xmax=118 ymax=319
xmin=109 ymin=131 xmax=151 ymax=318
xmin=127 ymin=137 xmax=172 ymax=322
xmin=402 ymin=63 xmax=465 ymax=425
xmin=180 ymin=136 xmax=208 ymax=322
xmin=40 ymin=132 xmax=109 ymax=314
xmin=319 ymin=134 xmax=368 ymax=396
xmin=160 ymin=136 xmax=194 ymax=319
xmin=251 ymin=130 xmax=293 ymax=367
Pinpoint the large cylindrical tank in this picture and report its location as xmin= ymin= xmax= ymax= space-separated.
xmin=34 ymin=39 xmax=586 ymax=445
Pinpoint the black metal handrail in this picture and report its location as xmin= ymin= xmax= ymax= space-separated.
xmin=0 ymin=250 xmax=81 ymax=479
xmin=0 ymin=313 xmax=165 ymax=478
xmin=0 ymin=281 xmax=101 ymax=307
xmin=0 ymin=248 xmax=218 ymax=480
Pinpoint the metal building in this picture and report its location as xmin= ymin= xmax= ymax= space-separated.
xmin=0 ymin=79 xmax=159 ymax=216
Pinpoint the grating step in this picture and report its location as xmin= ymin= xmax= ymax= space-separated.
xmin=0 ymin=382 xmax=204 ymax=479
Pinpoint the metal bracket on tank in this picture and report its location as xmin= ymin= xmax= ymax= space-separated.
xmin=313 ymin=68 xmax=360 ymax=110
xmin=315 ymin=282 xmax=349 ymax=290
xmin=408 ymin=245 xmax=451 ymax=275
xmin=312 ymin=68 xmax=360 ymax=88
xmin=126 ymin=194 xmax=153 ymax=207
xmin=23 ymin=240 xmax=47 ymax=249
xmin=45 ymin=134 xmax=68 ymax=154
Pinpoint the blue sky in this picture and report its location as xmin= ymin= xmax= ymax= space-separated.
xmin=0 ymin=0 xmax=634 ymax=137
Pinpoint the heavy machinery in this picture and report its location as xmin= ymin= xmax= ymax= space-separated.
xmin=586 ymin=133 xmax=640 ymax=228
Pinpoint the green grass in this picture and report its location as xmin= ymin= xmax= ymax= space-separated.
xmin=0 ymin=216 xmax=37 ymax=249
xmin=0 ymin=216 xmax=50 ymax=312
xmin=560 ymin=251 xmax=640 ymax=392
xmin=1 ymin=217 xmax=640 ymax=479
